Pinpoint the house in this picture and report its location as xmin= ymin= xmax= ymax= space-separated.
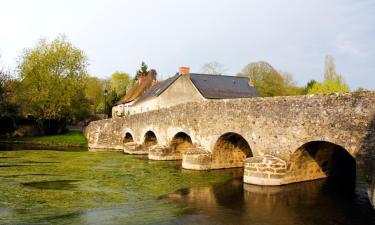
xmin=112 ymin=69 xmax=157 ymax=117
xmin=112 ymin=67 xmax=259 ymax=117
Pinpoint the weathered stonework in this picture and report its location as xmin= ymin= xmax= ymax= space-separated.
xmin=123 ymin=142 xmax=147 ymax=154
xmin=182 ymin=149 xmax=212 ymax=170
xmin=244 ymin=141 xmax=358 ymax=186
xmin=244 ymin=155 xmax=287 ymax=185
xmin=148 ymin=145 xmax=184 ymax=160
xmin=85 ymin=91 xmax=375 ymax=207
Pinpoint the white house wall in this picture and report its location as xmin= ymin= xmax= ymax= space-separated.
xmin=116 ymin=75 xmax=206 ymax=116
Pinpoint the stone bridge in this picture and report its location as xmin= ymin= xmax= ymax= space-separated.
xmin=84 ymin=92 xmax=375 ymax=207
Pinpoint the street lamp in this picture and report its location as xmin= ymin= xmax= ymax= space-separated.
xmin=104 ymin=89 xmax=108 ymax=119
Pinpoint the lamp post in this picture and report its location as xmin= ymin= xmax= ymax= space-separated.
xmin=104 ymin=89 xmax=108 ymax=119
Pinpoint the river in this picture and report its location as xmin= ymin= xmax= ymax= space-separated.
xmin=0 ymin=146 xmax=374 ymax=225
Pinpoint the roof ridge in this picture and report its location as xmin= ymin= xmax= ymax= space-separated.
xmin=190 ymin=73 xmax=248 ymax=78
xmin=131 ymin=73 xmax=181 ymax=106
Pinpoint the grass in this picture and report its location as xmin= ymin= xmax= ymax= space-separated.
xmin=0 ymin=130 xmax=87 ymax=147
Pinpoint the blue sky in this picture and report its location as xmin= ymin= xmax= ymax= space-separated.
xmin=1 ymin=0 xmax=374 ymax=89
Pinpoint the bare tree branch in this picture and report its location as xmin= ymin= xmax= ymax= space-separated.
xmin=200 ymin=61 xmax=226 ymax=75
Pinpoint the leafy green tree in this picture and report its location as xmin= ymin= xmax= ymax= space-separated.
xmin=307 ymin=56 xmax=350 ymax=94
xmin=305 ymin=80 xmax=317 ymax=92
xmin=0 ymin=55 xmax=7 ymax=114
xmin=110 ymin=71 xmax=131 ymax=97
xmin=134 ymin=61 xmax=149 ymax=81
xmin=0 ymin=70 xmax=18 ymax=133
xmin=106 ymin=90 xmax=120 ymax=117
xmin=17 ymin=36 xmax=89 ymax=133
xmin=0 ymin=60 xmax=19 ymax=120
xmin=237 ymin=61 xmax=302 ymax=97
xmin=0 ymin=69 xmax=7 ymax=115
xmin=85 ymin=76 xmax=104 ymax=116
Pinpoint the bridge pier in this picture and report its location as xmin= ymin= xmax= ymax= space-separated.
xmin=148 ymin=145 xmax=184 ymax=160
xmin=369 ymin=179 xmax=375 ymax=209
xmin=243 ymin=155 xmax=287 ymax=186
xmin=244 ymin=141 xmax=357 ymax=186
xmin=182 ymin=147 xmax=251 ymax=170
xmin=243 ymin=153 xmax=332 ymax=186
xmin=182 ymin=149 xmax=212 ymax=170
xmin=123 ymin=142 xmax=148 ymax=155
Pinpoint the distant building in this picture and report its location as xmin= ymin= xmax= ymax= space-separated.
xmin=112 ymin=69 xmax=157 ymax=117
xmin=112 ymin=67 xmax=259 ymax=117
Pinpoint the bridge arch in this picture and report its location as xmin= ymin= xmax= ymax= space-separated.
xmin=287 ymin=140 xmax=356 ymax=182
xmin=169 ymin=132 xmax=194 ymax=156
xmin=291 ymin=136 xmax=355 ymax=156
xmin=123 ymin=132 xmax=134 ymax=144
xmin=143 ymin=131 xmax=158 ymax=148
xmin=211 ymin=132 xmax=253 ymax=169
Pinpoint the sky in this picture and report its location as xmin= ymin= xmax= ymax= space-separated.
xmin=1 ymin=0 xmax=374 ymax=89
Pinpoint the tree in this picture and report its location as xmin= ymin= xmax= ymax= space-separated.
xmin=0 ymin=69 xmax=18 ymax=134
xmin=0 ymin=55 xmax=6 ymax=111
xmin=305 ymin=80 xmax=317 ymax=91
xmin=17 ymin=36 xmax=89 ymax=133
xmin=134 ymin=61 xmax=149 ymax=81
xmin=106 ymin=90 xmax=120 ymax=117
xmin=0 ymin=67 xmax=7 ymax=114
xmin=237 ymin=61 xmax=302 ymax=97
xmin=0 ymin=67 xmax=10 ymax=116
xmin=355 ymin=87 xmax=367 ymax=92
xmin=110 ymin=71 xmax=131 ymax=97
xmin=307 ymin=56 xmax=350 ymax=94
xmin=85 ymin=76 xmax=104 ymax=117
xmin=201 ymin=61 xmax=226 ymax=75
xmin=0 ymin=57 xmax=19 ymax=119
xmin=324 ymin=55 xmax=336 ymax=81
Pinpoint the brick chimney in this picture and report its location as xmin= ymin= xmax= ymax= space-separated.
xmin=137 ymin=75 xmax=148 ymax=85
xmin=148 ymin=69 xmax=157 ymax=80
xmin=179 ymin=66 xmax=190 ymax=75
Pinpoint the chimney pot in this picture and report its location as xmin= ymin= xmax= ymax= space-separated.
xmin=179 ymin=66 xmax=190 ymax=75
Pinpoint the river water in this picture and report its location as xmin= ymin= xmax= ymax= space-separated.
xmin=0 ymin=146 xmax=374 ymax=225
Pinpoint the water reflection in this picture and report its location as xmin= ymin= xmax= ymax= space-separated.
xmin=162 ymin=177 xmax=375 ymax=225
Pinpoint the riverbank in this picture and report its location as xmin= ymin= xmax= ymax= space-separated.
xmin=0 ymin=130 xmax=87 ymax=147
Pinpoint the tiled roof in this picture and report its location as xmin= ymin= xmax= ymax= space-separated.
xmin=133 ymin=74 xmax=181 ymax=105
xmin=189 ymin=73 xmax=259 ymax=99
xmin=131 ymin=73 xmax=258 ymax=105
xmin=115 ymin=74 xmax=155 ymax=105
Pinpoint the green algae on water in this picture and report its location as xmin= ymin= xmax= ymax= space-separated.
xmin=0 ymin=148 xmax=239 ymax=224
